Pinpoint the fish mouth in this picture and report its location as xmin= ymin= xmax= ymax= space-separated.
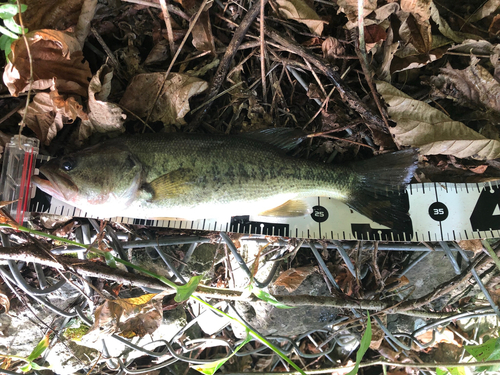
xmin=33 ymin=163 xmax=78 ymax=203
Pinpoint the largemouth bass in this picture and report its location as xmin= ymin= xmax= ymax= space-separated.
xmin=33 ymin=130 xmax=418 ymax=229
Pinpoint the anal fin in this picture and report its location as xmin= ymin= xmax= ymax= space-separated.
xmin=258 ymin=199 xmax=311 ymax=217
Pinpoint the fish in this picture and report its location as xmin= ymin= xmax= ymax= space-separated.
xmin=33 ymin=129 xmax=418 ymax=230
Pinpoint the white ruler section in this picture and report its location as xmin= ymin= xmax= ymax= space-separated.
xmin=29 ymin=180 xmax=500 ymax=242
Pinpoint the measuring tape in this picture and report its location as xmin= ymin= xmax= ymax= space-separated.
xmin=27 ymin=177 xmax=500 ymax=242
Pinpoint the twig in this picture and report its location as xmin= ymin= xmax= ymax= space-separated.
xmin=314 ymin=134 xmax=375 ymax=149
xmin=0 ymin=244 xmax=175 ymax=292
xmin=121 ymin=0 xmax=191 ymax=20
xmin=260 ymin=0 xmax=267 ymax=102
xmin=354 ymin=0 xmax=391 ymax=134
xmin=90 ymin=27 xmax=121 ymax=73
xmin=265 ymin=26 xmax=388 ymax=133
xmin=15 ymin=0 xmax=33 ymax=135
xmin=159 ymin=0 xmax=176 ymax=57
xmin=146 ymin=0 xmax=211 ymax=123
xmin=395 ymin=251 xmax=489 ymax=313
xmin=190 ymin=0 xmax=268 ymax=128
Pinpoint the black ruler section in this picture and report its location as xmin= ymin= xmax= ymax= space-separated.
xmin=230 ymin=216 xmax=290 ymax=237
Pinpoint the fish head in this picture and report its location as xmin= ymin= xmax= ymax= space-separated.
xmin=34 ymin=145 xmax=144 ymax=213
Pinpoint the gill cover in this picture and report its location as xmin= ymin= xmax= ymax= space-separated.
xmin=37 ymin=145 xmax=144 ymax=208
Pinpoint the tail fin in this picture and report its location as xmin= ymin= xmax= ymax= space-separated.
xmin=346 ymin=149 xmax=418 ymax=231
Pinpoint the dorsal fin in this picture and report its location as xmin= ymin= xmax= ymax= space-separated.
xmin=238 ymin=128 xmax=307 ymax=151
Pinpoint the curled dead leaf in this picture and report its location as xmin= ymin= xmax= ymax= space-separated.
xmin=0 ymin=283 xmax=10 ymax=313
xmin=431 ymin=58 xmax=500 ymax=114
xmin=414 ymin=328 xmax=460 ymax=350
xmin=276 ymin=0 xmax=326 ymax=35
xmin=3 ymin=30 xmax=91 ymax=97
xmin=79 ymin=65 xmax=126 ymax=143
xmin=23 ymin=88 xmax=86 ymax=145
xmin=457 ymin=240 xmax=483 ymax=255
xmin=120 ymin=72 xmax=208 ymax=126
xmin=83 ymin=292 xmax=167 ymax=341
xmin=376 ymin=80 xmax=500 ymax=160
xmin=322 ymin=37 xmax=346 ymax=62
xmin=336 ymin=0 xmax=377 ymax=29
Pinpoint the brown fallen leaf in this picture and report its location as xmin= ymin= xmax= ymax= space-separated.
xmin=457 ymin=240 xmax=483 ymax=255
xmin=120 ymin=72 xmax=208 ymax=126
xmin=376 ymin=80 xmax=500 ymax=160
xmin=79 ymin=65 xmax=126 ymax=143
xmin=22 ymin=88 xmax=85 ymax=145
xmin=20 ymin=0 xmax=84 ymax=31
xmin=3 ymin=29 xmax=91 ymax=97
xmin=276 ymin=0 xmax=326 ymax=35
xmin=322 ymin=37 xmax=346 ymax=62
xmin=0 ymin=283 xmax=10 ymax=313
xmin=468 ymin=0 xmax=500 ymax=23
xmin=336 ymin=0 xmax=377 ymax=30
xmin=273 ymin=266 xmax=316 ymax=292
xmin=175 ymin=0 xmax=215 ymax=52
xmin=415 ymin=328 xmax=461 ymax=350
xmin=430 ymin=2 xmax=481 ymax=43
xmin=400 ymin=0 xmax=432 ymax=23
xmin=486 ymin=275 xmax=500 ymax=305
xmin=83 ymin=292 xmax=167 ymax=341
xmin=431 ymin=58 xmax=500 ymax=115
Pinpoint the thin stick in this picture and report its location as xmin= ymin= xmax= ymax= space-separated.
xmin=355 ymin=0 xmax=391 ymax=133
xmin=190 ymin=0 xmax=268 ymax=128
xmin=121 ymin=0 xmax=191 ymax=20
xmin=15 ymin=0 xmax=33 ymax=135
xmin=302 ymin=87 xmax=336 ymax=129
xmin=266 ymin=26 xmax=388 ymax=133
xmin=313 ymin=134 xmax=375 ymax=149
xmin=260 ymin=0 xmax=267 ymax=102
xmin=159 ymin=0 xmax=176 ymax=56
xmin=146 ymin=0 xmax=211 ymax=123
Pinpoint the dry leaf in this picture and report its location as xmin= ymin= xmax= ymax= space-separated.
xmin=336 ymin=0 xmax=377 ymax=29
xmin=3 ymin=29 xmax=91 ymax=97
xmin=120 ymin=72 xmax=208 ymax=126
xmin=84 ymin=293 xmax=165 ymax=341
xmin=276 ymin=0 xmax=326 ymax=35
xmin=273 ymin=266 xmax=316 ymax=292
xmin=376 ymin=80 xmax=500 ymax=160
xmin=0 ymin=283 xmax=10 ymax=313
xmin=370 ymin=324 xmax=385 ymax=350
xmin=20 ymin=0 xmax=84 ymax=31
xmin=79 ymin=65 xmax=126 ymax=143
xmin=468 ymin=0 xmax=500 ymax=23
xmin=431 ymin=58 xmax=500 ymax=114
xmin=175 ymin=0 xmax=215 ymax=52
xmin=400 ymin=0 xmax=432 ymax=23
xmin=398 ymin=13 xmax=432 ymax=54
xmin=322 ymin=37 xmax=345 ymax=62
xmin=23 ymin=88 xmax=85 ymax=145
xmin=486 ymin=275 xmax=500 ymax=305
xmin=415 ymin=328 xmax=460 ymax=349
xmin=457 ymin=240 xmax=484 ymax=255
xmin=489 ymin=14 xmax=500 ymax=35
xmin=430 ymin=2 xmax=481 ymax=43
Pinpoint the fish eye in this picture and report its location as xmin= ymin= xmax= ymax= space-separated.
xmin=61 ymin=158 xmax=76 ymax=171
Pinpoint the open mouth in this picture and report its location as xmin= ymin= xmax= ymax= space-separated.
xmin=33 ymin=167 xmax=78 ymax=202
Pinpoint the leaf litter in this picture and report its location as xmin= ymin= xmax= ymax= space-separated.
xmin=2 ymin=0 xmax=500 ymax=373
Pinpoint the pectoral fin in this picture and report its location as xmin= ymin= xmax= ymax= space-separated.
xmin=148 ymin=168 xmax=196 ymax=201
xmin=259 ymin=199 xmax=311 ymax=217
